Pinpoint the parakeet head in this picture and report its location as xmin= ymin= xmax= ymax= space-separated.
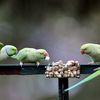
xmin=4 ymin=45 xmax=18 ymax=56
xmin=37 ymin=49 xmax=50 ymax=60
xmin=80 ymin=43 xmax=99 ymax=55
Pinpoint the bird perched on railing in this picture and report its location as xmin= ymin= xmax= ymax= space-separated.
xmin=0 ymin=42 xmax=18 ymax=61
xmin=11 ymin=48 xmax=50 ymax=66
xmin=64 ymin=43 xmax=100 ymax=92
xmin=80 ymin=43 xmax=100 ymax=64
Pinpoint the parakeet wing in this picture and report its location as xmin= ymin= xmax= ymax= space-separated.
xmin=12 ymin=48 xmax=37 ymax=61
xmin=12 ymin=49 xmax=27 ymax=61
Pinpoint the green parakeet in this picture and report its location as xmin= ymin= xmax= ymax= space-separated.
xmin=80 ymin=43 xmax=100 ymax=63
xmin=0 ymin=45 xmax=17 ymax=61
xmin=12 ymin=48 xmax=50 ymax=66
xmin=64 ymin=43 xmax=100 ymax=92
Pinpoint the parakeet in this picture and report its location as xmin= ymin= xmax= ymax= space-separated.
xmin=0 ymin=45 xmax=17 ymax=61
xmin=64 ymin=43 xmax=100 ymax=92
xmin=80 ymin=43 xmax=100 ymax=63
xmin=12 ymin=48 xmax=50 ymax=66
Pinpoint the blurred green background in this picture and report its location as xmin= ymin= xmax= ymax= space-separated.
xmin=0 ymin=0 xmax=100 ymax=100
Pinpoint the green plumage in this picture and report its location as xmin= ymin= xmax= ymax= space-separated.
xmin=12 ymin=48 xmax=50 ymax=65
xmin=0 ymin=44 xmax=17 ymax=61
xmin=80 ymin=43 xmax=100 ymax=63
xmin=64 ymin=43 xmax=100 ymax=92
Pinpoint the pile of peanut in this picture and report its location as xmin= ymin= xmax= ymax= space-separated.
xmin=45 ymin=60 xmax=80 ymax=78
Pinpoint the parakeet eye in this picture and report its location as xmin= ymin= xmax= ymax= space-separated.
xmin=11 ymin=48 xmax=17 ymax=52
xmin=39 ymin=51 xmax=49 ymax=57
xmin=12 ymin=48 xmax=16 ymax=51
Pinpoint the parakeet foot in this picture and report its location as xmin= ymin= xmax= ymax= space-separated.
xmin=36 ymin=62 xmax=40 ymax=67
xmin=20 ymin=62 xmax=23 ymax=67
xmin=88 ymin=61 xmax=94 ymax=64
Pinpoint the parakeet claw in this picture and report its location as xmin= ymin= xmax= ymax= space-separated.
xmin=20 ymin=62 xmax=23 ymax=67
xmin=36 ymin=62 xmax=40 ymax=67
xmin=88 ymin=62 xmax=94 ymax=64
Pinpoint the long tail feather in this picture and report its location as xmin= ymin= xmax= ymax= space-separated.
xmin=64 ymin=70 xmax=100 ymax=92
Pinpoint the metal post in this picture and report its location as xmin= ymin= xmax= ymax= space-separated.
xmin=58 ymin=78 xmax=69 ymax=100
xmin=0 ymin=64 xmax=99 ymax=100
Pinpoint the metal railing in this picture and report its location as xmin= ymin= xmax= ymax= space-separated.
xmin=0 ymin=64 xmax=99 ymax=100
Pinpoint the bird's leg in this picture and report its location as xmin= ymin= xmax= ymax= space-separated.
xmin=88 ymin=57 xmax=94 ymax=64
xmin=20 ymin=61 xmax=23 ymax=67
xmin=88 ymin=61 xmax=94 ymax=64
xmin=88 ymin=62 xmax=100 ymax=71
xmin=36 ymin=61 xmax=40 ymax=67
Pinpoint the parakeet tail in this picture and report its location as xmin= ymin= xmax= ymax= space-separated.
xmin=64 ymin=70 xmax=100 ymax=92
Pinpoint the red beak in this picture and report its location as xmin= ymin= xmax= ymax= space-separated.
xmin=44 ymin=52 xmax=50 ymax=60
xmin=44 ymin=52 xmax=49 ymax=57
xmin=80 ymin=50 xmax=85 ymax=54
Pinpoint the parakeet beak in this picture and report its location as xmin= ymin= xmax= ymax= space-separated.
xmin=45 ymin=56 xmax=50 ymax=60
xmin=44 ymin=52 xmax=50 ymax=60
xmin=80 ymin=50 xmax=85 ymax=54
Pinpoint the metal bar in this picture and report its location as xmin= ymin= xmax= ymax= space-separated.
xmin=58 ymin=78 xmax=69 ymax=100
xmin=80 ymin=64 xmax=100 ymax=74
xmin=0 ymin=64 xmax=46 ymax=75
xmin=0 ymin=64 xmax=99 ymax=74
xmin=0 ymin=64 xmax=99 ymax=100
xmin=0 ymin=64 xmax=98 ymax=74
